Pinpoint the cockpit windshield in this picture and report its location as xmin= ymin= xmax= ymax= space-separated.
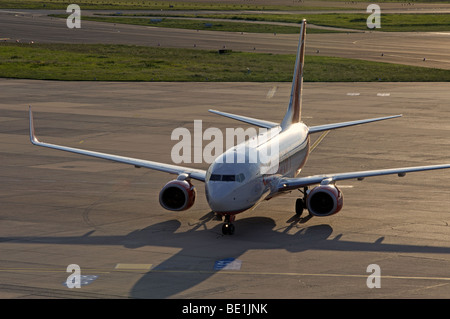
xmin=209 ymin=173 xmax=245 ymax=182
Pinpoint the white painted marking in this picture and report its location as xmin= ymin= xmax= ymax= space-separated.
xmin=62 ymin=275 xmax=98 ymax=287
xmin=266 ymin=86 xmax=278 ymax=99
xmin=214 ymin=258 xmax=242 ymax=271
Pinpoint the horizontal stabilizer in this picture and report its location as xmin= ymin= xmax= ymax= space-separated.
xmin=308 ymin=114 xmax=402 ymax=134
xmin=209 ymin=109 xmax=279 ymax=129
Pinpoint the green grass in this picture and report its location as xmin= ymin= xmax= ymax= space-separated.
xmin=98 ymin=12 xmax=450 ymax=32
xmin=1 ymin=43 xmax=450 ymax=82
xmin=0 ymin=0 xmax=345 ymax=11
xmin=3 ymin=0 xmax=449 ymax=32
xmin=54 ymin=15 xmax=339 ymax=34
xmin=52 ymin=15 xmax=302 ymax=34
xmin=166 ymin=12 xmax=450 ymax=32
xmin=304 ymin=13 xmax=450 ymax=31
xmin=1 ymin=0 xmax=449 ymax=10
xmin=320 ymin=0 xmax=450 ymax=2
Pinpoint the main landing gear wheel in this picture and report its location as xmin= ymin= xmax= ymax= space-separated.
xmin=222 ymin=215 xmax=235 ymax=235
xmin=295 ymin=198 xmax=305 ymax=217
xmin=296 ymin=187 xmax=308 ymax=217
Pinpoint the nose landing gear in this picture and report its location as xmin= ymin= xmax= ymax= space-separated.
xmin=221 ymin=214 xmax=235 ymax=235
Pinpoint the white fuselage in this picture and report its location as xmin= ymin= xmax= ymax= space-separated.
xmin=205 ymin=123 xmax=310 ymax=215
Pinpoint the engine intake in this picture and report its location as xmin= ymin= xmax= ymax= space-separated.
xmin=306 ymin=185 xmax=343 ymax=216
xmin=159 ymin=179 xmax=196 ymax=211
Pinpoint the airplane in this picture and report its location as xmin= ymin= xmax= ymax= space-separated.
xmin=29 ymin=19 xmax=450 ymax=235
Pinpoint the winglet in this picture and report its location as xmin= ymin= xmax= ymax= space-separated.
xmin=281 ymin=19 xmax=306 ymax=130
xmin=29 ymin=106 xmax=40 ymax=145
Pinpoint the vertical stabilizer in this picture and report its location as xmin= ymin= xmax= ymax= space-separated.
xmin=281 ymin=19 xmax=306 ymax=130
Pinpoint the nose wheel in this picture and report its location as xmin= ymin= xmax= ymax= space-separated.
xmin=222 ymin=223 xmax=235 ymax=235
xmin=221 ymin=215 xmax=235 ymax=235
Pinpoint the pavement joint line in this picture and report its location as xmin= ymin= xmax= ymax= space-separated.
xmin=114 ymin=263 xmax=153 ymax=270
xmin=3 ymin=268 xmax=449 ymax=281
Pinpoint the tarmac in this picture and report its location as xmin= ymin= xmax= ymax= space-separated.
xmin=1 ymin=5 xmax=450 ymax=300
xmin=1 ymin=80 xmax=450 ymax=298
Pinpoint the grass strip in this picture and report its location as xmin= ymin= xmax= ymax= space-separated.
xmin=1 ymin=42 xmax=449 ymax=82
xmin=87 ymin=12 xmax=450 ymax=32
xmin=55 ymin=15 xmax=339 ymax=34
xmin=161 ymin=13 xmax=450 ymax=32
xmin=0 ymin=0 xmax=344 ymax=11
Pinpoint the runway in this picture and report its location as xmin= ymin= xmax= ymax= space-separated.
xmin=1 ymin=79 xmax=450 ymax=298
xmin=1 ymin=9 xmax=450 ymax=70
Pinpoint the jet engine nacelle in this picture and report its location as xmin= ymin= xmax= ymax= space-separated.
xmin=306 ymin=184 xmax=343 ymax=217
xmin=159 ymin=179 xmax=196 ymax=211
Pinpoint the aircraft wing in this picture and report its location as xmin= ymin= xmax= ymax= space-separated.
xmin=278 ymin=164 xmax=450 ymax=192
xmin=29 ymin=108 xmax=207 ymax=182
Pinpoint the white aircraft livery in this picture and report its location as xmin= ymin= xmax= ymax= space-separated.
xmin=30 ymin=20 xmax=450 ymax=235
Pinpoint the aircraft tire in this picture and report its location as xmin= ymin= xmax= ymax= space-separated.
xmin=295 ymin=198 xmax=305 ymax=216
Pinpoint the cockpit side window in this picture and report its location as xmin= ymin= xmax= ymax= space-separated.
xmin=210 ymin=174 xmax=221 ymax=181
xmin=236 ymin=173 xmax=245 ymax=183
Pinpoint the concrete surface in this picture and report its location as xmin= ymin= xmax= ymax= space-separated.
xmin=1 ymin=79 xmax=450 ymax=298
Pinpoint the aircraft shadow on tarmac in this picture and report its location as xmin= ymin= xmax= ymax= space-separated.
xmin=2 ymin=212 xmax=450 ymax=298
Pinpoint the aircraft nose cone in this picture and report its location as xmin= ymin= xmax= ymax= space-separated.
xmin=207 ymin=190 xmax=231 ymax=212
xmin=206 ymin=183 xmax=240 ymax=213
